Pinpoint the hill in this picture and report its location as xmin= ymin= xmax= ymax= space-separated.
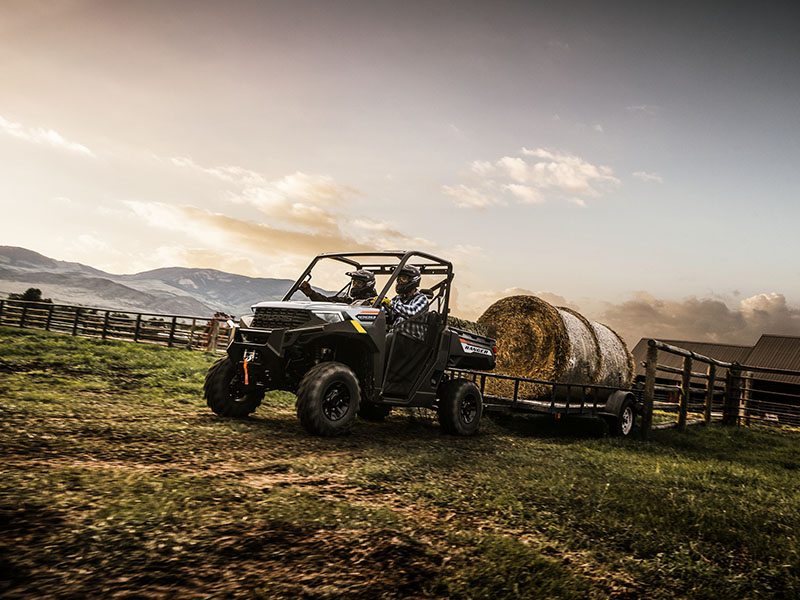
xmin=0 ymin=246 xmax=297 ymax=316
xmin=1 ymin=326 xmax=798 ymax=597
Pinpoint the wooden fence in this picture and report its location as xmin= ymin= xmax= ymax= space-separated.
xmin=640 ymin=339 xmax=800 ymax=438
xmin=0 ymin=299 xmax=233 ymax=353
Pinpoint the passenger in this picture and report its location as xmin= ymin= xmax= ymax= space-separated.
xmin=299 ymin=269 xmax=377 ymax=303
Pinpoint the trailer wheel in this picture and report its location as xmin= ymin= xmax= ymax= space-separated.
xmin=296 ymin=362 xmax=360 ymax=436
xmin=204 ymin=356 xmax=264 ymax=418
xmin=359 ymin=402 xmax=392 ymax=422
xmin=607 ymin=397 xmax=636 ymax=437
xmin=438 ymin=378 xmax=483 ymax=436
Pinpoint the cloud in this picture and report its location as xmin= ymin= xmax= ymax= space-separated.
xmin=632 ymin=171 xmax=664 ymax=183
xmin=453 ymin=287 xmax=800 ymax=346
xmin=0 ymin=115 xmax=95 ymax=157
xmin=626 ymin=104 xmax=660 ymax=115
xmin=599 ymin=292 xmax=800 ymax=346
xmin=444 ymin=147 xmax=619 ymax=209
xmin=170 ymin=156 xmax=265 ymax=185
xmin=593 ymin=124 xmax=604 ymax=133
xmin=441 ymin=184 xmax=505 ymax=209
xmin=452 ymin=288 xmax=580 ymax=320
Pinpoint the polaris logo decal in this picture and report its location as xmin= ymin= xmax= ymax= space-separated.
xmin=460 ymin=338 xmax=493 ymax=356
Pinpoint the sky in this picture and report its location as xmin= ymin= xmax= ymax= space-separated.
xmin=1 ymin=0 xmax=799 ymax=344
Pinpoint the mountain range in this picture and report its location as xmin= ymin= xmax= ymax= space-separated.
xmin=0 ymin=246 xmax=299 ymax=317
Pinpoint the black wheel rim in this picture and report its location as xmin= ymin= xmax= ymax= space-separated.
xmin=322 ymin=382 xmax=351 ymax=421
xmin=460 ymin=394 xmax=478 ymax=424
xmin=228 ymin=379 xmax=251 ymax=403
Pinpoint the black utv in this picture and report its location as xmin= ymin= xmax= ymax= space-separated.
xmin=204 ymin=251 xmax=496 ymax=436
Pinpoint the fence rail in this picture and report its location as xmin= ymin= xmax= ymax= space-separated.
xmin=3 ymin=299 xmax=798 ymax=439
xmin=640 ymin=339 xmax=800 ymax=438
xmin=0 ymin=299 xmax=232 ymax=353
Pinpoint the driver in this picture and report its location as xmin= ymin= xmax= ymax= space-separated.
xmin=388 ymin=265 xmax=428 ymax=328
xmin=299 ymin=269 xmax=377 ymax=303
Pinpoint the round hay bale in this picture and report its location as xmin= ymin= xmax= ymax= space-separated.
xmin=447 ymin=315 xmax=490 ymax=337
xmin=556 ymin=307 xmax=601 ymax=384
xmin=477 ymin=295 xmax=634 ymax=400
xmin=591 ymin=321 xmax=634 ymax=388
xmin=477 ymin=295 xmax=568 ymax=398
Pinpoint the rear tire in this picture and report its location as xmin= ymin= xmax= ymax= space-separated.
xmin=606 ymin=398 xmax=636 ymax=437
xmin=204 ymin=356 xmax=263 ymax=418
xmin=296 ymin=362 xmax=360 ymax=436
xmin=438 ymin=378 xmax=483 ymax=436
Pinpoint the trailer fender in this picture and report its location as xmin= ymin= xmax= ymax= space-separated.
xmin=602 ymin=390 xmax=636 ymax=418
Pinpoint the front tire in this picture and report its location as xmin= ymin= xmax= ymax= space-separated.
xmin=438 ymin=378 xmax=483 ymax=436
xmin=296 ymin=362 xmax=361 ymax=436
xmin=204 ymin=356 xmax=264 ymax=418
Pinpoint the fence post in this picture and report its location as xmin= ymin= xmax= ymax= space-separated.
xmin=742 ymin=372 xmax=752 ymax=426
xmin=134 ymin=314 xmax=142 ymax=342
xmin=641 ymin=340 xmax=658 ymax=439
xmin=704 ymin=363 xmax=716 ymax=425
xmin=102 ymin=310 xmax=110 ymax=340
xmin=0 ymin=299 xmax=4 ymax=322
xmin=188 ymin=318 xmax=196 ymax=348
xmin=723 ymin=365 xmax=742 ymax=426
xmin=168 ymin=316 xmax=177 ymax=347
xmin=20 ymin=303 xmax=28 ymax=328
xmin=72 ymin=307 xmax=82 ymax=336
xmin=678 ymin=356 xmax=692 ymax=431
xmin=45 ymin=304 xmax=54 ymax=331
xmin=207 ymin=319 xmax=220 ymax=353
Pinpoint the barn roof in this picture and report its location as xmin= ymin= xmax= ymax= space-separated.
xmin=743 ymin=335 xmax=800 ymax=385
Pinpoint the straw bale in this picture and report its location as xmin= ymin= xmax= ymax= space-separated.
xmin=447 ymin=315 xmax=490 ymax=337
xmin=591 ymin=321 xmax=634 ymax=388
xmin=556 ymin=307 xmax=600 ymax=384
xmin=477 ymin=295 xmax=634 ymax=400
xmin=477 ymin=295 xmax=568 ymax=398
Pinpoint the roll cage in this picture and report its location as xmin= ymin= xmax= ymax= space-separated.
xmin=283 ymin=250 xmax=454 ymax=316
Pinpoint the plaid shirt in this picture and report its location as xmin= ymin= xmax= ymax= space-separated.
xmin=390 ymin=292 xmax=429 ymax=340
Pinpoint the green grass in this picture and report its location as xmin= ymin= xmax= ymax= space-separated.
xmin=1 ymin=326 xmax=799 ymax=598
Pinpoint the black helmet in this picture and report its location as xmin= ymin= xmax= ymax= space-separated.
xmin=346 ymin=269 xmax=376 ymax=299
xmin=395 ymin=264 xmax=421 ymax=295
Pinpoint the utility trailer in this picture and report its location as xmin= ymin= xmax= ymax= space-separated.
xmin=445 ymin=369 xmax=641 ymax=436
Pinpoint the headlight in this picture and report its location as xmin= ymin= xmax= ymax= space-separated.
xmin=312 ymin=311 xmax=344 ymax=323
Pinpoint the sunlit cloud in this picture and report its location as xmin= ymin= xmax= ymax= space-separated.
xmin=0 ymin=115 xmax=95 ymax=157
xmin=441 ymin=184 xmax=505 ymax=209
xmin=445 ymin=147 xmax=619 ymax=209
xmin=169 ymin=156 xmax=265 ymax=185
xmin=600 ymin=291 xmax=800 ymax=345
xmin=632 ymin=170 xmax=664 ymax=183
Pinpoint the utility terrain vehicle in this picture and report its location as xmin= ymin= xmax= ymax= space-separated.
xmin=204 ymin=251 xmax=497 ymax=436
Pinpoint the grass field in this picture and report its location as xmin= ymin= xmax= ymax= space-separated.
xmin=1 ymin=326 xmax=799 ymax=598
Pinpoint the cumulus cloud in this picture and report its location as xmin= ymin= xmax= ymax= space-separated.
xmin=626 ymin=104 xmax=660 ymax=115
xmin=451 ymin=287 xmax=800 ymax=346
xmin=0 ymin=115 xmax=95 ymax=157
xmin=442 ymin=184 xmax=505 ymax=209
xmin=444 ymin=147 xmax=619 ymax=209
xmin=170 ymin=156 xmax=265 ymax=185
xmin=632 ymin=171 xmax=664 ymax=183
xmin=451 ymin=288 xmax=580 ymax=320
xmin=599 ymin=292 xmax=800 ymax=346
